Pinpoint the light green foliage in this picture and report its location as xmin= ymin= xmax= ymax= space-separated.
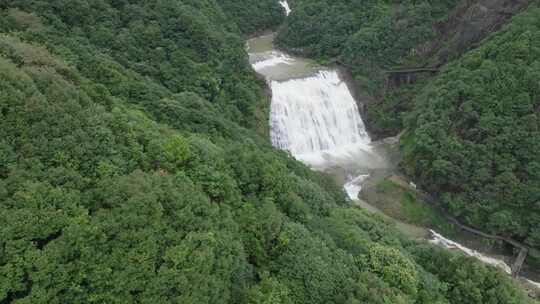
xmin=162 ymin=135 xmax=191 ymax=170
xmin=272 ymin=223 xmax=358 ymax=304
xmin=368 ymin=179 xmax=451 ymax=232
xmin=245 ymin=275 xmax=292 ymax=304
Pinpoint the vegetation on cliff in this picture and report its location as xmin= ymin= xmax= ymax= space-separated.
xmin=217 ymin=0 xmax=286 ymax=35
xmin=277 ymin=0 xmax=540 ymax=259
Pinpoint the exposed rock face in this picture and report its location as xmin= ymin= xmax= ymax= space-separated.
xmin=428 ymin=0 xmax=534 ymax=65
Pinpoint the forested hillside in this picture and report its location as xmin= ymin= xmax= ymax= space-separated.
xmin=277 ymin=0 xmax=456 ymax=60
xmin=277 ymin=0 xmax=540 ymax=264
xmin=216 ymin=0 xmax=285 ymax=34
xmin=276 ymin=0 xmax=535 ymax=136
xmin=0 ymin=1 xmax=531 ymax=303
xmin=403 ymin=7 xmax=540 ymax=254
xmin=276 ymin=0 xmax=460 ymax=136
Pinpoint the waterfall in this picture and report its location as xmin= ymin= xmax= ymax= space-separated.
xmin=246 ymin=5 xmax=540 ymax=290
xmin=270 ymin=71 xmax=370 ymax=157
xmin=248 ymin=13 xmax=540 ymax=288
xmin=248 ymin=34 xmax=382 ymax=170
xmin=279 ymin=1 xmax=291 ymax=16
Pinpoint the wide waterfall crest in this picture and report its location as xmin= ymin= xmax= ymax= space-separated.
xmin=270 ymin=70 xmax=370 ymax=156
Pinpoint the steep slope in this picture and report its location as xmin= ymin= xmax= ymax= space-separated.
xmin=0 ymin=1 xmax=531 ymax=303
xmin=276 ymin=0 xmax=461 ymax=136
xmin=276 ymin=0 xmax=535 ymax=136
xmin=0 ymin=0 xmax=270 ymax=134
xmin=216 ymin=0 xmax=286 ymax=34
xmin=403 ymin=6 xmax=540 ymax=254
xmin=277 ymin=0 xmax=540 ymax=267
xmin=426 ymin=0 xmax=533 ymax=64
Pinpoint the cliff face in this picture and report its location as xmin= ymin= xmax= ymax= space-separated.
xmin=362 ymin=0 xmax=537 ymax=140
xmin=425 ymin=0 xmax=534 ymax=65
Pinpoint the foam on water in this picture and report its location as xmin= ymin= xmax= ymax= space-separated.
xmin=526 ymin=279 xmax=540 ymax=289
xmin=429 ymin=230 xmax=540 ymax=287
xmin=429 ymin=230 xmax=512 ymax=274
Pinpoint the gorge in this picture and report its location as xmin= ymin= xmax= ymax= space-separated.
xmin=0 ymin=0 xmax=537 ymax=302
xmin=250 ymin=0 xmax=540 ymax=294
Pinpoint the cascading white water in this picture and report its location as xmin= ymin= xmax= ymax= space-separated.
xmin=270 ymin=70 xmax=370 ymax=156
xmin=279 ymin=1 xmax=291 ymax=15
xmin=429 ymin=230 xmax=513 ymax=274
xmin=430 ymin=230 xmax=540 ymax=288
xmin=249 ymin=1 xmax=381 ymax=194
xmin=246 ymin=4 xmax=540 ymax=290
xmin=266 ymin=1 xmax=371 ymax=161
xmin=344 ymin=174 xmax=370 ymax=200
xmin=249 ymin=34 xmax=380 ymax=169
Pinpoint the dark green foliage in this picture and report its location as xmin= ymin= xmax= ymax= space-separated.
xmin=216 ymin=0 xmax=286 ymax=35
xmin=276 ymin=0 xmax=457 ymax=63
xmin=364 ymin=82 xmax=425 ymax=137
xmin=404 ymin=8 xmax=540 ymax=250
xmin=0 ymin=1 xmax=530 ymax=303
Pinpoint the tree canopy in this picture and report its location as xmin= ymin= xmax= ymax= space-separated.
xmin=276 ymin=0 xmax=460 ymax=136
xmin=403 ymin=7 xmax=540 ymax=252
xmin=0 ymin=1 xmax=532 ymax=303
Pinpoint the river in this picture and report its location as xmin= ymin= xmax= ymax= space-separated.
xmin=248 ymin=0 xmax=540 ymax=294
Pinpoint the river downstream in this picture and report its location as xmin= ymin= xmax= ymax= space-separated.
xmin=247 ymin=3 xmax=540 ymax=294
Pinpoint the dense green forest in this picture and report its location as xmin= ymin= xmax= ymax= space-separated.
xmin=0 ymin=0 xmax=532 ymax=303
xmin=277 ymin=0 xmax=540 ymax=262
xmin=276 ymin=0 xmax=460 ymax=136
xmin=403 ymin=7 xmax=540 ymax=253
xmin=216 ymin=0 xmax=285 ymax=35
